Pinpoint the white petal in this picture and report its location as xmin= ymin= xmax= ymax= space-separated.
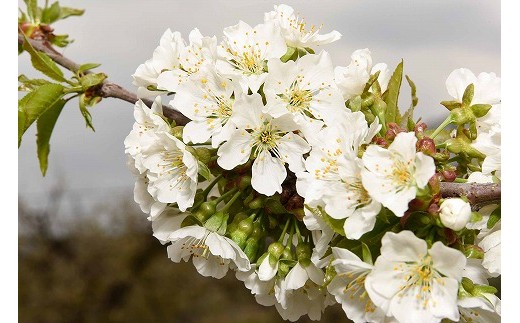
xmin=251 ymin=151 xmax=287 ymax=195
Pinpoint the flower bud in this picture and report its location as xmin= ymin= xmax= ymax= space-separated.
xmin=416 ymin=137 xmax=436 ymax=156
xmin=439 ymin=198 xmax=471 ymax=231
xmin=385 ymin=123 xmax=403 ymax=141
xmin=195 ymin=147 xmax=212 ymax=165
xmin=414 ymin=122 xmax=427 ymax=135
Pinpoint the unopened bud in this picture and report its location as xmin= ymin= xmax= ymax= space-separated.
xmin=450 ymin=107 xmax=475 ymax=125
xmin=386 ymin=123 xmax=403 ymax=141
xmin=416 ymin=137 xmax=436 ymax=156
xmin=439 ymin=198 xmax=471 ymax=231
xmin=414 ymin=122 xmax=428 ymax=135
xmin=195 ymin=147 xmax=212 ymax=165
xmin=441 ymin=170 xmax=457 ymax=182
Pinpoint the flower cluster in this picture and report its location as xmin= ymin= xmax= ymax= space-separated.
xmin=125 ymin=4 xmax=501 ymax=322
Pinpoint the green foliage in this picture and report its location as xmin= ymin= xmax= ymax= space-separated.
xmin=383 ymin=60 xmax=404 ymax=124
xmin=401 ymin=75 xmax=418 ymax=130
xmin=22 ymin=33 xmax=67 ymax=83
xmin=36 ymin=98 xmax=66 ymax=175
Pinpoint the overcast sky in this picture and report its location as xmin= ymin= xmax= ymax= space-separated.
xmin=18 ymin=0 xmax=500 ymax=210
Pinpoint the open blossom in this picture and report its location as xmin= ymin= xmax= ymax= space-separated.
xmin=264 ymin=4 xmax=341 ymax=49
xmin=166 ymin=225 xmax=250 ymax=279
xmin=217 ymin=93 xmax=310 ymax=195
xmin=156 ymin=28 xmax=218 ymax=92
xmin=151 ymin=207 xmax=188 ymax=244
xmin=361 ymin=132 xmax=436 ymax=217
xmin=124 ymin=97 xmax=170 ymax=173
xmin=263 ymin=51 xmax=345 ymax=136
xmin=365 ymin=231 xmax=466 ymax=323
xmin=446 ymin=68 xmax=501 ymax=106
xmin=335 ymin=48 xmax=391 ymax=100
xmin=472 ymin=130 xmax=501 ymax=179
xmin=216 ymin=20 xmax=286 ymax=92
xmin=170 ymin=65 xmax=241 ymax=147
xmin=478 ymin=220 xmax=501 ymax=277
xmin=328 ymin=247 xmax=388 ymax=323
xmin=142 ymin=132 xmax=199 ymax=211
xmin=458 ymin=292 xmax=501 ymax=322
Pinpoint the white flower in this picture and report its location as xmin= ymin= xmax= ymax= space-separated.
xmin=335 ymin=49 xmax=391 ymax=100
xmin=439 ymin=198 xmax=472 ymax=231
xmin=166 ymin=225 xmax=251 ymax=279
xmin=217 ymin=93 xmax=310 ymax=196
xmin=156 ymin=28 xmax=218 ymax=92
xmin=365 ymin=231 xmax=466 ymax=323
xmin=236 ymin=265 xmax=278 ymax=306
xmin=458 ymin=293 xmax=501 ymax=323
xmin=472 ymin=130 xmax=501 ymax=179
xmin=328 ymin=247 xmax=388 ymax=323
xmin=216 ymin=21 xmax=286 ymax=92
xmin=445 ymin=68 xmax=501 ymax=106
xmin=263 ymin=51 xmax=345 ymax=136
xmin=302 ymin=206 xmax=335 ymax=263
xmin=264 ymin=4 xmax=341 ymax=49
xmin=151 ymin=207 xmax=188 ymax=244
xmin=124 ymin=97 xmax=170 ymax=173
xmin=361 ymin=132 xmax=436 ymax=217
xmin=132 ymin=29 xmax=184 ymax=98
xmin=478 ymin=221 xmax=501 ymax=277
xmin=130 ymin=165 xmax=166 ymax=221
xmin=142 ymin=132 xmax=198 ymax=211
xmin=170 ymin=65 xmax=241 ymax=147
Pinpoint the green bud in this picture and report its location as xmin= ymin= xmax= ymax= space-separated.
xmin=295 ymin=243 xmax=312 ymax=263
xmin=244 ymin=237 xmax=259 ymax=261
xmin=268 ymin=215 xmax=278 ymax=229
xmin=471 ymin=104 xmax=492 ymax=118
xmin=461 ymin=277 xmax=475 ymax=293
xmin=265 ymin=197 xmax=287 ymax=215
xmin=450 ymin=107 xmax=475 ymax=125
xmin=248 ymin=196 xmax=266 ymax=209
xmin=171 ymin=126 xmax=184 ymax=140
xmin=251 ymin=221 xmax=264 ymax=239
xmin=282 ymin=246 xmax=294 ymax=261
xmin=268 ymin=242 xmax=285 ymax=260
xmin=238 ymin=176 xmax=252 ymax=190
xmin=195 ymin=147 xmax=212 ymax=165
xmin=193 ymin=210 xmax=211 ymax=223
xmin=463 ymin=245 xmax=484 ymax=259
xmin=278 ymin=261 xmax=291 ymax=277
xmin=238 ymin=216 xmax=255 ymax=237
xmin=199 ymin=201 xmax=216 ymax=217
xmin=230 ymin=230 xmax=248 ymax=249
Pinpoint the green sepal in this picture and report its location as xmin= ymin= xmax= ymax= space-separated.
xmin=305 ymin=205 xmax=345 ymax=236
xmin=361 ymin=242 xmax=373 ymax=265
xmin=347 ymin=95 xmax=363 ymax=112
xmin=487 ymin=206 xmax=501 ymax=229
xmin=440 ymin=100 xmax=462 ymax=111
xmin=401 ymin=75 xmax=418 ymax=129
xmin=204 ymin=211 xmax=229 ymax=235
xmin=197 ymin=161 xmax=212 ymax=181
xmin=383 ymin=60 xmax=403 ymax=123
xmin=462 ymin=83 xmax=474 ymax=107
xmin=471 ymin=104 xmax=493 ymax=118
xmin=79 ymin=93 xmax=95 ymax=131
xmin=280 ymin=47 xmax=297 ymax=63
xmin=36 ymin=97 xmax=66 ymax=176
xmin=363 ymin=71 xmax=381 ymax=93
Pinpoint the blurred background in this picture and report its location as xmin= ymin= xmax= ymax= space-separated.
xmin=18 ymin=1 xmax=500 ymax=322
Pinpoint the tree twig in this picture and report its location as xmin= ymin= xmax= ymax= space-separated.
xmin=18 ymin=33 xmax=190 ymax=125
xmin=18 ymin=33 xmax=501 ymax=206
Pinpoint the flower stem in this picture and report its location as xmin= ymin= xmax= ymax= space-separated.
xmin=431 ymin=116 xmax=453 ymax=139
xmin=278 ymin=217 xmax=292 ymax=243
xmin=220 ymin=191 xmax=242 ymax=214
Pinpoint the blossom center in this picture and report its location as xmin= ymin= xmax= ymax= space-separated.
xmin=226 ymin=46 xmax=266 ymax=75
xmin=396 ymin=255 xmax=440 ymax=308
xmin=251 ymin=123 xmax=283 ymax=158
xmin=389 ymin=159 xmax=413 ymax=188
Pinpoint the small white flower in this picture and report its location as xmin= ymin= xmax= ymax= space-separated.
xmin=217 ymin=93 xmax=310 ymax=196
xmin=328 ymin=247 xmax=388 ymax=323
xmin=124 ymin=97 xmax=170 ymax=173
xmin=156 ymin=28 xmax=218 ymax=92
xmin=142 ymin=133 xmax=198 ymax=211
xmin=361 ymin=132 xmax=436 ymax=217
xmin=365 ymin=231 xmax=466 ymax=323
xmin=264 ymin=4 xmax=341 ymax=49
xmin=166 ymin=225 xmax=251 ymax=279
xmin=446 ymin=68 xmax=501 ymax=106
xmin=439 ymin=198 xmax=472 ymax=231
xmin=151 ymin=207 xmax=188 ymax=244
xmin=170 ymin=65 xmax=241 ymax=147
xmin=335 ymin=49 xmax=391 ymax=100
xmin=478 ymin=221 xmax=501 ymax=277
xmin=216 ymin=21 xmax=286 ymax=92
xmin=263 ymin=51 xmax=345 ymax=137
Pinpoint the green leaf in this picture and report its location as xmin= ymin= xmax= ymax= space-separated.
xmin=361 ymin=242 xmax=373 ymax=265
xmin=18 ymin=74 xmax=50 ymax=91
xmin=22 ymin=34 xmax=67 ymax=82
xmin=383 ymin=60 xmax=403 ymax=123
xmin=197 ymin=161 xmax=212 ymax=181
xmin=79 ymin=94 xmax=95 ymax=131
xmin=80 ymin=73 xmax=107 ymax=90
xmin=487 ymin=205 xmax=501 ymax=229
xmin=19 ymin=83 xmax=65 ymax=139
xmin=363 ymin=71 xmax=381 ymax=93
xmin=41 ymin=1 xmax=61 ymax=24
xmin=78 ymin=63 xmax=102 ymax=73
xmin=401 ymin=75 xmax=418 ymax=129
xmin=36 ymin=98 xmax=66 ymax=176
xmin=18 ymin=110 xmax=26 ymax=147
xmin=24 ymin=0 xmax=38 ymax=20
xmin=59 ymin=7 xmax=85 ymax=20
xmin=50 ymin=34 xmax=72 ymax=48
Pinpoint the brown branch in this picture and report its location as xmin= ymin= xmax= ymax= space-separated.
xmin=439 ymin=182 xmax=501 ymax=210
xmin=18 ymin=33 xmax=501 ymax=206
xmin=18 ymin=33 xmax=190 ymax=126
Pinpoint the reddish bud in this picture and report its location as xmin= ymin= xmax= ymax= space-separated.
xmin=441 ymin=170 xmax=457 ymax=182
xmin=416 ymin=137 xmax=436 ymax=156
xmin=414 ymin=122 xmax=428 ymax=135
xmin=428 ymin=203 xmax=440 ymax=215
xmin=385 ymin=122 xmax=404 ymax=140
xmin=373 ymin=137 xmax=388 ymax=147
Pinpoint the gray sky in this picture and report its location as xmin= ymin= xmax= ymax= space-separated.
xmin=18 ymin=0 xmax=500 ymax=210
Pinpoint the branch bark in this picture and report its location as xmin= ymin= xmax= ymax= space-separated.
xmin=18 ymin=33 xmax=190 ymax=125
xmin=18 ymin=33 xmax=501 ymax=206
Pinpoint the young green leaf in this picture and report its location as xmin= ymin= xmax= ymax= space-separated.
xmin=18 ymin=74 xmax=50 ymax=91
xmin=19 ymin=83 xmax=65 ymax=139
xmin=41 ymin=1 xmax=61 ymax=24
xmin=77 ymin=63 xmax=102 ymax=73
xmin=18 ymin=110 xmax=26 ymax=147
xmin=79 ymin=93 xmax=95 ymax=131
xmin=383 ymin=60 xmax=403 ymax=124
xmin=24 ymin=0 xmax=38 ymax=20
xmin=22 ymin=34 xmax=67 ymax=83
xmin=401 ymin=75 xmax=418 ymax=129
xmin=59 ymin=7 xmax=85 ymax=20
xmin=36 ymin=98 xmax=66 ymax=176
xmin=487 ymin=206 xmax=501 ymax=229
xmin=50 ymin=34 xmax=72 ymax=48
xmin=80 ymin=73 xmax=107 ymax=90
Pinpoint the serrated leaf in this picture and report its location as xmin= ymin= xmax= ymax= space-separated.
xmin=361 ymin=242 xmax=373 ymax=265
xmin=22 ymin=34 xmax=67 ymax=82
xmin=59 ymin=7 xmax=85 ymax=20
xmin=36 ymin=98 xmax=66 ymax=176
xmin=79 ymin=94 xmax=95 ymax=131
xmin=401 ymin=75 xmax=418 ymax=129
xmin=18 ymin=74 xmax=50 ymax=91
xmin=41 ymin=1 xmax=61 ymax=24
xmin=383 ymin=60 xmax=403 ymax=123
xmin=78 ymin=63 xmax=102 ymax=73
xmin=18 ymin=83 xmax=64 ymax=139
xmin=18 ymin=110 xmax=26 ymax=147
xmin=80 ymin=73 xmax=107 ymax=90
xmin=197 ymin=161 xmax=212 ymax=181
